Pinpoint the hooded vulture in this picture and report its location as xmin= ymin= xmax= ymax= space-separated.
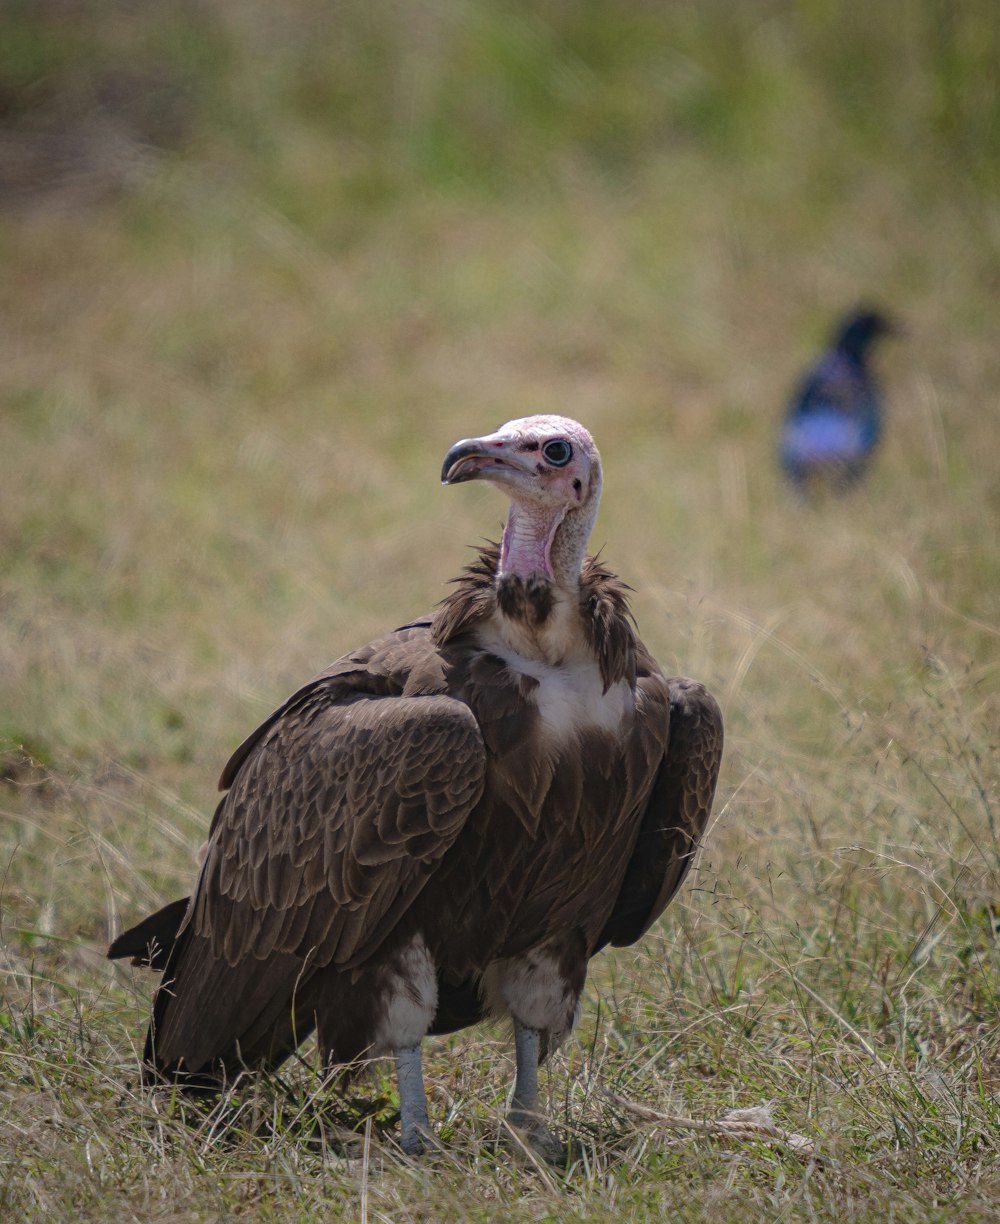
xmin=109 ymin=414 xmax=723 ymax=1153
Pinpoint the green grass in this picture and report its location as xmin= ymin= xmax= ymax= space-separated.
xmin=1 ymin=1 xmax=999 ymax=1218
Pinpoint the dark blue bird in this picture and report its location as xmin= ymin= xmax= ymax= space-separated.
xmin=779 ymin=308 xmax=896 ymax=491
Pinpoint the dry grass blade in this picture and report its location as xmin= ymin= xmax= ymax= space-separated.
xmin=360 ymin=1115 xmax=372 ymax=1224
xmin=605 ymin=1092 xmax=818 ymax=1161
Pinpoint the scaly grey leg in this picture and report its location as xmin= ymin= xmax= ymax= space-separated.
xmin=508 ymin=1020 xmax=562 ymax=1159
xmin=509 ymin=1019 xmax=541 ymax=1129
xmin=394 ymin=1043 xmax=430 ymax=1155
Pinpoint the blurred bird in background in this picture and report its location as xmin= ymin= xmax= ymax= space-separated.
xmin=779 ymin=308 xmax=897 ymax=492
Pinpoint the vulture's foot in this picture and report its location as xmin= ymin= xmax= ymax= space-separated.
xmin=505 ymin=1111 xmax=565 ymax=1164
xmin=398 ymin=1126 xmax=434 ymax=1157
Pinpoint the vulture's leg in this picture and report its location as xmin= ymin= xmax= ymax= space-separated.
xmin=509 ymin=1019 xmax=541 ymax=1128
xmin=394 ymin=1043 xmax=431 ymax=1154
xmin=508 ymin=1019 xmax=562 ymax=1159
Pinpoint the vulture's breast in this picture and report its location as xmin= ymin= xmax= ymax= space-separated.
xmin=484 ymin=640 xmax=633 ymax=743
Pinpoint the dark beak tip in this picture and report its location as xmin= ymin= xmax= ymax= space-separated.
xmin=442 ymin=468 xmax=474 ymax=486
xmin=441 ymin=439 xmax=486 ymax=486
xmin=441 ymin=457 xmax=468 ymax=485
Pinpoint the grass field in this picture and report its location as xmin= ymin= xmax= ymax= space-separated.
xmin=1 ymin=2 xmax=999 ymax=1218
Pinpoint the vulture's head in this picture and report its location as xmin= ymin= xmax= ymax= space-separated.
xmin=442 ymin=414 xmax=601 ymax=511
xmin=442 ymin=415 xmax=602 ymax=587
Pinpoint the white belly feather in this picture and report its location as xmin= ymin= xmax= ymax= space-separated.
xmin=478 ymin=625 xmax=632 ymax=740
xmin=514 ymin=654 xmax=631 ymax=739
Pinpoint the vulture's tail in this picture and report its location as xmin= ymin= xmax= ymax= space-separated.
xmin=140 ymin=924 xmax=316 ymax=1089
xmin=107 ymin=897 xmax=190 ymax=970
xmin=109 ymin=898 xmax=315 ymax=1089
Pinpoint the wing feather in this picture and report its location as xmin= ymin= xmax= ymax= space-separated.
xmin=145 ymin=659 xmax=487 ymax=1076
xmin=194 ymin=689 xmax=486 ymax=971
xmin=598 ymin=676 xmax=723 ymax=950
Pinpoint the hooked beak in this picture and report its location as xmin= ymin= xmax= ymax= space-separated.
xmin=441 ymin=434 xmax=531 ymax=486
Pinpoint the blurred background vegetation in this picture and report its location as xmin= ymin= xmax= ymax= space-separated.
xmin=1 ymin=1 xmax=998 ymax=1219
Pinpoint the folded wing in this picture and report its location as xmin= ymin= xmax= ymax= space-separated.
xmin=598 ymin=677 xmax=723 ymax=950
xmin=145 ymin=681 xmax=487 ymax=1080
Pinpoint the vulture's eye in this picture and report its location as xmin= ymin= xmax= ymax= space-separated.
xmin=542 ymin=439 xmax=573 ymax=467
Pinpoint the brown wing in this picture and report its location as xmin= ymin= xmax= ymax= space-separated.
xmin=597 ymin=676 xmax=723 ymax=949
xmin=194 ymin=687 xmax=486 ymax=969
xmin=146 ymin=653 xmax=487 ymax=1078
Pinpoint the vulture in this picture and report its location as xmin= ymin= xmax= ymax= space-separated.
xmin=109 ymin=414 xmax=723 ymax=1154
xmin=779 ymin=308 xmax=897 ymax=491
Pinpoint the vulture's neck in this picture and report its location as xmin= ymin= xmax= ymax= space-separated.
xmin=435 ymin=483 xmax=637 ymax=690
xmin=499 ymin=465 xmax=601 ymax=590
xmin=492 ymin=487 xmax=597 ymax=650
xmin=498 ymin=500 xmax=590 ymax=593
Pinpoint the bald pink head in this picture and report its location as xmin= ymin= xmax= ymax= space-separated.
xmin=442 ymin=415 xmax=602 ymax=587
